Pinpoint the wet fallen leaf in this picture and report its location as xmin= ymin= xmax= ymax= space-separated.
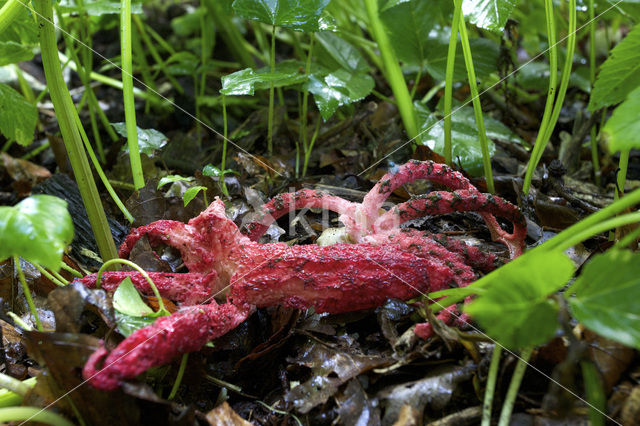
xmin=205 ymin=401 xmax=252 ymax=426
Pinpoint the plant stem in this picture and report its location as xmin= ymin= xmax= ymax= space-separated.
xmin=0 ymin=372 xmax=30 ymax=397
xmin=267 ymin=25 xmax=276 ymax=156
xmin=0 ymin=407 xmax=74 ymax=426
xmin=580 ymin=361 xmax=606 ymax=426
xmin=498 ymin=347 xmax=533 ymax=426
xmin=74 ymin=104 xmax=135 ymax=223
xmin=300 ymin=33 xmax=315 ymax=176
xmin=203 ymin=0 xmax=255 ymax=68
xmin=97 ymin=258 xmax=168 ymax=315
xmin=523 ymin=0 xmax=576 ymax=195
xmin=455 ymin=0 xmax=494 ymax=192
xmin=34 ymin=0 xmax=118 ymax=263
xmin=443 ymin=4 xmax=462 ymax=166
xmin=14 ymin=256 xmax=43 ymax=331
xmin=588 ymin=0 xmax=601 ymax=186
xmin=364 ymin=0 xmax=418 ymax=140
xmin=33 ymin=263 xmax=67 ymax=287
xmin=168 ymin=354 xmax=189 ymax=400
xmin=481 ymin=345 xmax=502 ymax=426
xmin=60 ymin=261 xmax=83 ymax=278
xmin=302 ymin=115 xmax=321 ymax=178
xmin=220 ymin=95 xmax=229 ymax=197
xmin=0 ymin=0 xmax=21 ymax=35
xmin=121 ymin=0 xmax=144 ymax=189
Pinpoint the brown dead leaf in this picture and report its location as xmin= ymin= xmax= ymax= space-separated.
xmin=1 ymin=152 xmax=51 ymax=197
xmin=205 ymin=402 xmax=252 ymax=426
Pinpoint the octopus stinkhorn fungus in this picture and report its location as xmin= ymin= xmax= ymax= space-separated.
xmin=78 ymin=160 xmax=526 ymax=390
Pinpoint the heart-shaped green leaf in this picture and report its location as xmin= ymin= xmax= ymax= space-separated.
xmin=112 ymin=123 xmax=168 ymax=156
xmin=113 ymin=277 xmax=154 ymax=317
xmin=306 ymin=70 xmax=374 ymax=121
xmin=568 ymin=250 xmax=640 ymax=350
xmin=220 ymin=60 xmax=309 ymax=96
xmin=232 ymin=0 xmax=331 ymax=32
xmin=183 ymin=186 xmax=207 ymax=206
xmin=465 ymin=251 xmax=574 ymax=350
xmin=0 ymin=195 xmax=74 ymax=270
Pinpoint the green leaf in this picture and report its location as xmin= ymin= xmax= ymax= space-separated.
xmin=157 ymin=175 xmax=194 ymax=190
xmin=568 ymin=250 xmax=640 ymax=350
xmin=58 ymin=0 xmax=143 ymax=16
xmin=220 ymin=60 xmax=309 ymax=96
xmin=183 ymin=186 xmax=207 ymax=206
xmin=589 ymin=24 xmax=640 ymax=111
xmin=112 ymin=123 xmax=168 ymax=156
xmin=306 ymin=69 xmax=375 ymax=121
xmin=0 ymin=83 xmax=37 ymax=146
xmin=113 ymin=277 xmax=154 ymax=317
xmin=380 ymin=0 xmax=442 ymax=66
xmin=115 ymin=312 xmax=157 ymax=337
xmin=202 ymin=164 xmax=238 ymax=177
xmin=602 ymin=85 xmax=640 ymax=153
xmin=314 ymin=32 xmax=370 ymax=73
xmin=416 ymin=104 xmax=523 ymax=175
xmin=0 ymin=41 xmax=34 ymax=66
xmin=0 ymin=195 xmax=74 ymax=270
xmin=461 ymin=0 xmax=519 ymax=32
xmin=232 ymin=0 xmax=331 ymax=31
xmin=424 ymin=37 xmax=500 ymax=81
xmin=465 ymin=251 xmax=574 ymax=350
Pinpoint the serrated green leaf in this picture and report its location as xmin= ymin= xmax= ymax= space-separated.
xmin=112 ymin=123 xmax=168 ymax=156
xmin=0 ymin=41 xmax=34 ymax=66
xmin=464 ymin=251 xmax=574 ymax=350
xmin=184 ymin=186 xmax=207 ymax=206
xmin=589 ymin=24 xmax=640 ymax=111
xmin=0 ymin=195 xmax=74 ymax=270
xmin=380 ymin=0 xmax=442 ymax=66
xmin=603 ymin=85 xmax=640 ymax=153
xmin=232 ymin=0 xmax=331 ymax=31
xmin=568 ymin=250 xmax=640 ymax=350
xmin=157 ymin=175 xmax=194 ymax=190
xmin=221 ymin=60 xmax=308 ymax=96
xmin=416 ymin=104 xmax=523 ymax=175
xmin=306 ymin=70 xmax=374 ymax=120
xmin=114 ymin=312 xmax=157 ymax=337
xmin=113 ymin=277 xmax=154 ymax=317
xmin=461 ymin=0 xmax=519 ymax=32
xmin=314 ymin=32 xmax=370 ymax=73
xmin=0 ymin=83 xmax=37 ymax=146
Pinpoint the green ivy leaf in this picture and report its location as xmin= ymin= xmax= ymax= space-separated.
xmin=157 ymin=175 xmax=194 ymax=190
xmin=602 ymin=85 xmax=640 ymax=153
xmin=416 ymin=104 xmax=523 ymax=175
xmin=380 ymin=0 xmax=442 ymax=66
xmin=589 ymin=24 xmax=640 ymax=111
xmin=183 ymin=186 xmax=207 ymax=206
xmin=220 ymin=60 xmax=308 ymax=96
xmin=113 ymin=277 xmax=154 ymax=317
xmin=232 ymin=0 xmax=331 ymax=31
xmin=306 ymin=70 xmax=375 ymax=121
xmin=461 ymin=0 xmax=520 ymax=32
xmin=0 ymin=195 xmax=74 ymax=270
xmin=0 ymin=83 xmax=37 ymax=146
xmin=464 ymin=251 xmax=574 ymax=350
xmin=112 ymin=123 xmax=168 ymax=156
xmin=568 ymin=250 xmax=640 ymax=350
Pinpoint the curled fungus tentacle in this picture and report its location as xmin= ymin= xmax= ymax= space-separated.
xmin=77 ymin=160 xmax=526 ymax=390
